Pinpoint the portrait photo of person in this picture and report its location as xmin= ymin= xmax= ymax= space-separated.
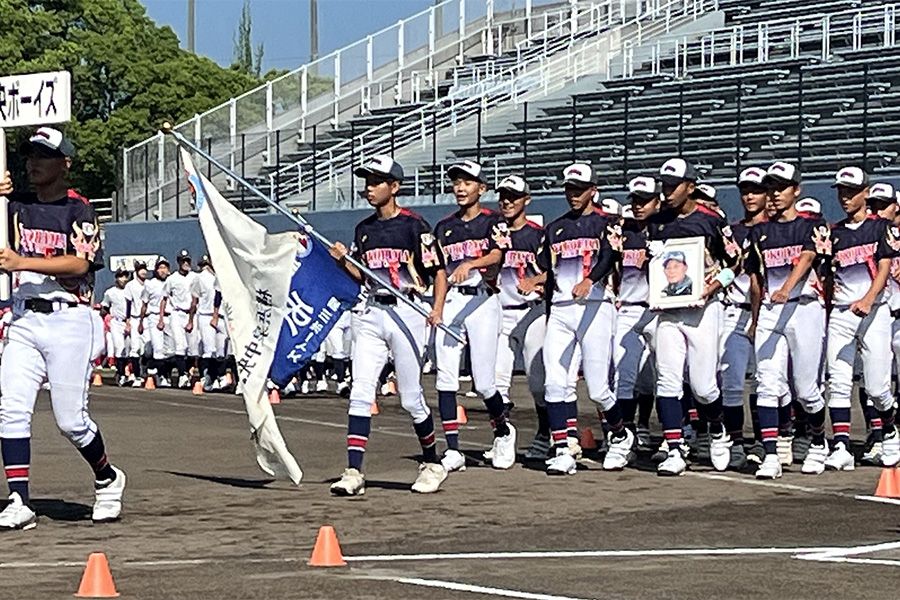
xmin=661 ymin=250 xmax=693 ymax=297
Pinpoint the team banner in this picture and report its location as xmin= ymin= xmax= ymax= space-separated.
xmin=180 ymin=149 xmax=313 ymax=483
xmin=269 ymin=239 xmax=361 ymax=387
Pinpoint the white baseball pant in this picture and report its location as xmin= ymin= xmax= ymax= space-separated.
xmin=434 ymin=289 xmax=502 ymax=398
xmin=168 ymin=310 xmax=192 ymax=356
xmin=755 ymin=300 xmax=826 ymax=412
xmin=128 ymin=317 xmax=148 ymax=358
xmin=148 ymin=313 xmax=174 ymax=360
xmin=348 ymin=299 xmax=430 ymax=422
xmin=719 ymin=305 xmax=756 ymax=409
xmin=325 ymin=311 xmax=352 ymax=360
xmin=0 ymin=306 xmax=105 ymax=446
xmin=655 ymin=302 xmax=722 ymax=403
xmin=828 ymin=304 xmax=894 ymax=411
xmin=614 ymin=304 xmax=657 ymax=400
xmin=543 ymin=300 xmax=616 ymax=410
xmin=108 ymin=318 xmax=128 ymax=358
xmin=495 ymin=304 xmax=546 ymax=405
xmin=198 ymin=314 xmax=227 ymax=358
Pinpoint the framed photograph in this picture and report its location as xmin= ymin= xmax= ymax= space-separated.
xmin=649 ymin=237 xmax=705 ymax=310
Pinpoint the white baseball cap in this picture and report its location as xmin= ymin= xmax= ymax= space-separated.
xmin=765 ymin=161 xmax=801 ymax=185
xmin=695 ymin=183 xmax=717 ymax=201
xmin=599 ymin=198 xmax=622 ymax=217
xmin=627 ymin=176 xmax=660 ymax=200
xmin=496 ymin=174 xmax=530 ymax=197
xmin=869 ymin=182 xmax=898 ymax=203
xmin=19 ymin=126 xmax=76 ymax=158
xmin=562 ymin=163 xmax=595 ymax=188
xmin=796 ymin=198 xmax=822 ymax=215
xmin=354 ymin=154 xmax=404 ymax=181
xmin=447 ymin=160 xmax=485 ymax=183
xmin=658 ymin=158 xmax=699 ymax=185
xmin=738 ymin=167 xmax=766 ymax=186
xmin=831 ymin=166 xmax=870 ymax=190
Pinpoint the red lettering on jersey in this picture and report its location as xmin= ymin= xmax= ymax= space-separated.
xmin=762 ymin=245 xmax=802 ymax=268
xmin=834 ymin=243 xmax=877 ymax=268
xmin=622 ymin=248 xmax=647 ymax=269
xmin=443 ymin=239 xmax=489 ymax=262
xmin=550 ymin=238 xmax=600 ymax=259
xmin=364 ymin=248 xmax=411 ymax=269
xmin=18 ymin=225 xmax=67 ymax=257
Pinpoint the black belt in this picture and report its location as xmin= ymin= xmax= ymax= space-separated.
xmin=725 ymin=302 xmax=751 ymax=311
xmin=456 ymin=286 xmax=495 ymax=296
xmin=372 ymin=292 xmax=417 ymax=306
xmin=24 ymin=299 xmax=79 ymax=314
xmin=620 ymin=301 xmax=649 ymax=308
xmin=503 ymin=300 xmax=543 ymax=310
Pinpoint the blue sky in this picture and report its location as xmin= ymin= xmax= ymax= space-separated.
xmin=140 ymin=0 xmax=437 ymax=71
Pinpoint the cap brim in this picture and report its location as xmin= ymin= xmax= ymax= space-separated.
xmin=447 ymin=167 xmax=484 ymax=183
xmin=177 ymin=256 xmax=191 ymax=262
xmin=354 ymin=166 xmax=399 ymax=181
xmin=497 ymin=187 xmax=528 ymax=198
xmin=563 ymin=179 xmax=593 ymax=189
xmin=658 ymin=175 xmax=689 ymax=186
xmin=764 ymin=174 xmax=797 ymax=186
xmin=628 ymin=191 xmax=657 ymax=202
xmin=18 ymin=139 xmax=66 ymax=158
xmin=831 ymin=182 xmax=867 ymax=190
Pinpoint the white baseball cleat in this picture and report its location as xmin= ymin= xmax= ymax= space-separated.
xmin=177 ymin=374 xmax=191 ymax=389
xmin=824 ymin=442 xmax=855 ymax=471
xmin=440 ymin=449 xmax=467 ymax=472
xmin=801 ymin=443 xmax=828 ymax=475
xmin=776 ymin=435 xmax=794 ymax=466
xmin=709 ymin=432 xmax=733 ymax=472
xmin=0 ymin=493 xmax=37 ymax=531
xmin=567 ymin=437 xmax=583 ymax=460
xmin=330 ymin=468 xmax=365 ymax=496
xmin=300 ymin=380 xmax=311 ymax=394
xmin=755 ymin=454 xmax=783 ymax=479
xmin=882 ymin=430 xmax=900 ymax=467
xmin=861 ymin=442 xmax=883 ymax=466
xmin=315 ymin=379 xmax=329 ymax=393
xmin=157 ymin=376 xmax=171 ymax=388
xmin=411 ymin=463 xmax=447 ymax=494
xmin=545 ymin=449 xmax=577 ymax=475
xmin=602 ymin=428 xmax=635 ymax=471
xmin=336 ymin=381 xmax=351 ymax=397
xmin=92 ymin=466 xmax=126 ymax=523
xmin=657 ymin=447 xmax=687 ymax=476
xmin=490 ymin=423 xmax=517 ymax=470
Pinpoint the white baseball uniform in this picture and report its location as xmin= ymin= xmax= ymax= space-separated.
xmin=123 ymin=277 xmax=147 ymax=359
xmin=100 ymin=285 xmax=129 ymax=359
xmin=142 ymin=277 xmax=172 ymax=360
xmin=163 ymin=270 xmax=198 ymax=356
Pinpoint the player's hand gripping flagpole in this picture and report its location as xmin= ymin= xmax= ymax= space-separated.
xmin=162 ymin=123 xmax=466 ymax=345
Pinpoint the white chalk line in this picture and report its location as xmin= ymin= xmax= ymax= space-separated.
xmin=391 ymin=577 xmax=595 ymax=600
xmin=854 ymin=494 xmax=900 ymax=506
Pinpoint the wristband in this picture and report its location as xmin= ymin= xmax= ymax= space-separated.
xmin=715 ymin=268 xmax=735 ymax=287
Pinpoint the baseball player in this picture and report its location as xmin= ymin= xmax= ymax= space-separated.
xmin=746 ymin=161 xmax=831 ymax=479
xmin=824 ymin=167 xmax=900 ymax=470
xmin=192 ymin=255 xmax=228 ymax=391
xmin=139 ymin=259 xmax=173 ymax=387
xmin=719 ymin=167 xmax=768 ymax=470
xmin=614 ymin=176 xmax=660 ymax=452
xmin=0 ymin=128 xmax=125 ymax=529
xmin=867 ymin=183 xmax=900 ymax=464
xmin=492 ymin=175 xmax=549 ymax=459
xmin=123 ymin=261 xmax=149 ymax=386
xmin=328 ymin=155 xmax=447 ymax=495
xmin=540 ymin=163 xmax=633 ymax=475
xmin=159 ymin=249 xmax=198 ymax=389
xmin=100 ymin=269 xmax=131 ymax=386
xmin=649 ymin=158 xmax=741 ymax=476
xmin=432 ymin=160 xmax=516 ymax=471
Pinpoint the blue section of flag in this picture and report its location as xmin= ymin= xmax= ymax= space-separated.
xmin=269 ymin=237 xmax=361 ymax=387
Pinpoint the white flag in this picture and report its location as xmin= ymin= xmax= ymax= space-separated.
xmin=181 ymin=148 xmax=303 ymax=484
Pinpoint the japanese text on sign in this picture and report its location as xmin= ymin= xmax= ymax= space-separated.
xmin=0 ymin=71 xmax=71 ymax=127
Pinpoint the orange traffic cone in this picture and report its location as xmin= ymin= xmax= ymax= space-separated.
xmin=192 ymin=379 xmax=204 ymax=395
xmin=456 ymin=405 xmax=468 ymax=425
xmin=144 ymin=375 xmax=156 ymax=390
xmin=269 ymin=389 xmax=281 ymax=405
xmin=874 ymin=467 xmax=900 ymax=499
xmin=370 ymin=401 xmax=379 ymax=416
xmin=308 ymin=526 xmax=347 ymax=567
xmin=91 ymin=372 xmax=103 ymax=387
xmin=580 ymin=428 xmax=597 ymax=450
xmin=75 ymin=552 xmax=119 ymax=598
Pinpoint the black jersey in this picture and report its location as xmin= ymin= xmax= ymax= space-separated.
xmin=352 ymin=208 xmax=443 ymax=295
xmin=8 ymin=189 xmax=103 ymax=303
xmin=434 ymin=208 xmax=510 ymax=287
xmin=829 ymin=215 xmax=899 ymax=306
xmin=648 ymin=205 xmax=741 ymax=280
xmin=498 ymin=220 xmax=544 ymax=308
xmin=745 ymin=215 xmax=831 ymax=302
xmin=618 ymin=221 xmax=650 ymax=304
xmin=539 ymin=207 xmax=619 ymax=304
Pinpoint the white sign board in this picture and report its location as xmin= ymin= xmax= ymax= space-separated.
xmin=109 ymin=255 xmax=160 ymax=273
xmin=0 ymin=71 xmax=71 ymax=127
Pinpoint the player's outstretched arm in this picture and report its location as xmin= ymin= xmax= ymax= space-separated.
xmin=850 ymin=257 xmax=891 ymax=317
xmin=329 ymin=241 xmax=363 ymax=283
xmin=429 ymin=270 xmax=448 ymax=326
xmin=748 ymin=272 xmax=762 ymax=342
xmin=0 ymin=250 xmax=89 ymax=277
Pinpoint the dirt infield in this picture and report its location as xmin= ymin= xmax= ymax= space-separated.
xmin=0 ymin=379 xmax=898 ymax=599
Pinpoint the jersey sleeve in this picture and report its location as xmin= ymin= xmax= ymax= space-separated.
xmin=101 ymin=289 xmax=112 ymax=309
xmin=536 ymin=229 xmax=552 ymax=273
xmin=878 ymin=220 xmax=900 ymax=261
xmin=586 ymin=222 xmax=616 ymax=283
xmin=487 ymin=215 xmax=512 ymax=253
xmin=68 ymin=201 xmax=104 ymax=272
xmin=712 ymin=218 xmax=741 ymax=269
xmin=806 ymin=218 xmax=833 ymax=258
xmin=744 ymin=227 xmax=762 ymax=276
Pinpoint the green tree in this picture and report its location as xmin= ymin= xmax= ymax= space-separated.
xmin=232 ymin=0 xmax=264 ymax=78
xmin=0 ymin=0 xmax=260 ymax=199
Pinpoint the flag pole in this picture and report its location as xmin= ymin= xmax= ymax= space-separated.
xmin=162 ymin=123 xmax=466 ymax=345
